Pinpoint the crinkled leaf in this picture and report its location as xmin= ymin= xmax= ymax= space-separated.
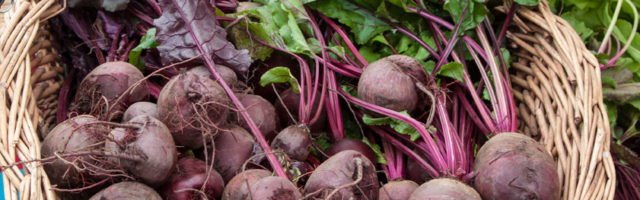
xmin=361 ymin=137 xmax=387 ymax=164
xmin=227 ymin=21 xmax=274 ymax=61
xmin=437 ymin=62 xmax=465 ymax=83
xmin=129 ymin=28 xmax=160 ymax=70
xmin=362 ymin=111 xmax=421 ymax=141
xmin=561 ymin=12 xmax=595 ymax=41
xmin=603 ymin=83 xmax=640 ymax=103
xmin=308 ymin=0 xmax=392 ymax=44
xmin=247 ymin=0 xmax=321 ymax=57
xmin=443 ymin=0 xmax=488 ymax=31
xmin=154 ymin=0 xmax=252 ymax=74
xmin=602 ymin=67 xmax=634 ymax=88
xmin=260 ymin=67 xmax=300 ymax=93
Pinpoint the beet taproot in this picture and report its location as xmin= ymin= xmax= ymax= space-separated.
xmin=379 ymin=180 xmax=419 ymax=200
xmin=222 ymin=169 xmax=272 ymax=200
xmin=157 ymin=71 xmax=231 ymax=149
xmin=238 ymin=94 xmax=280 ymax=140
xmin=473 ymin=132 xmax=560 ymax=200
xmin=304 ymin=150 xmax=379 ymax=199
xmin=163 ymin=157 xmax=225 ymax=200
xmin=104 ymin=115 xmax=177 ymax=187
xmin=357 ymin=55 xmax=427 ymax=113
xmin=214 ymin=125 xmax=255 ymax=182
xmin=249 ymin=176 xmax=302 ymax=200
xmin=271 ymin=124 xmax=312 ymax=161
xmin=122 ymin=101 xmax=158 ymax=122
xmin=41 ymin=115 xmax=107 ymax=187
xmin=326 ymin=138 xmax=375 ymax=162
xmin=409 ymin=178 xmax=481 ymax=200
xmin=89 ymin=181 xmax=162 ymax=200
xmin=71 ymin=61 xmax=149 ymax=120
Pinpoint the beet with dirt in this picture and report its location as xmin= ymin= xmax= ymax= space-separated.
xmin=122 ymin=101 xmax=158 ymax=122
xmin=237 ymin=94 xmax=280 ymax=140
xmin=357 ymin=55 xmax=427 ymax=113
xmin=409 ymin=178 xmax=481 ymax=200
xmin=71 ymin=61 xmax=149 ymax=120
xmin=162 ymin=157 xmax=225 ymax=200
xmin=187 ymin=65 xmax=238 ymax=87
xmin=304 ymin=150 xmax=379 ymax=199
xmin=213 ymin=125 xmax=256 ymax=182
xmin=222 ymin=169 xmax=272 ymax=200
xmin=157 ymin=70 xmax=231 ymax=149
xmin=271 ymin=124 xmax=312 ymax=161
xmin=379 ymin=180 xmax=419 ymax=200
xmin=326 ymin=138 xmax=375 ymax=162
xmin=249 ymin=176 xmax=302 ymax=200
xmin=104 ymin=115 xmax=177 ymax=187
xmin=41 ymin=115 xmax=108 ymax=188
xmin=89 ymin=181 xmax=162 ymax=200
xmin=473 ymin=132 xmax=560 ymax=200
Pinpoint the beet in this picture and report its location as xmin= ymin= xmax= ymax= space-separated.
xmin=122 ymin=101 xmax=158 ymax=122
xmin=249 ymin=176 xmax=302 ymax=200
xmin=409 ymin=178 xmax=481 ymax=200
xmin=104 ymin=115 xmax=177 ymax=187
xmin=41 ymin=115 xmax=106 ymax=187
xmin=379 ymin=180 xmax=419 ymax=200
xmin=71 ymin=61 xmax=149 ymax=120
xmin=187 ymin=65 xmax=238 ymax=87
xmin=304 ymin=150 xmax=379 ymax=199
xmin=238 ymin=94 xmax=280 ymax=140
xmin=157 ymin=71 xmax=231 ymax=149
xmin=213 ymin=125 xmax=255 ymax=182
xmin=357 ymin=55 xmax=427 ymax=113
xmin=271 ymin=124 xmax=312 ymax=161
xmin=274 ymin=88 xmax=326 ymax=133
xmin=326 ymin=138 xmax=375 ymax=162
xmin=163 ymin=157 xmax=225 ymax=200
xmin=473 ymin=132 xmax=560 ymax=200
xmin=89 ymin=181 xmax=162 ymax=200
xmin=222 ymin=169 xmax=272 ymax=200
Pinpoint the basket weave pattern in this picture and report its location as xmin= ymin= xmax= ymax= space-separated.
xmin=0 ymin=0 xmax=63 ymax=199
xmin=0 ymin=0 xmax=617 ymax=199
xmin=503 ymin=1 xmax=616 ymax=199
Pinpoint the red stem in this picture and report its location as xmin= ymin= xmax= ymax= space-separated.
xmin=317 ymin=13 xmax=368 ymax=67
xmin=338 ymin=87 xmax=447 ymax=172
xmin=170 ymin=0 xmax=286 ymax=178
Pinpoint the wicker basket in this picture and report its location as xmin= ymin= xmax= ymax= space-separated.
xmin=0 ymin=0 xmax=64 ymax=199
xmin=500 ymin=0 xmax=616 ymax=199
xmin=0 ymin=0 xmax=615 ymax=199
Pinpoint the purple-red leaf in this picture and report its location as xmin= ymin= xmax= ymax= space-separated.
xmin=154 ymin=0 xmax=251 ymax=74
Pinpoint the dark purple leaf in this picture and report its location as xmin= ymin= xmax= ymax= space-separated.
xmin=154 ymin=0 xmax=252 ymax=75
xmin=211 ymin=0 xmax=238 ymax=13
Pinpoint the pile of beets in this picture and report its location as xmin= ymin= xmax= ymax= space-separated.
xmin=37 ymin=0 xmax=563 ymax=200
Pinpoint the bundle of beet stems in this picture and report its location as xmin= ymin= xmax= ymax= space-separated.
xmin=17 ymin=0 xmax=566 ymax=199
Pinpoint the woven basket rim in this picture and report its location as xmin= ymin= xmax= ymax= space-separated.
xmin=0 ymin=0 xmax=616 ymax=199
